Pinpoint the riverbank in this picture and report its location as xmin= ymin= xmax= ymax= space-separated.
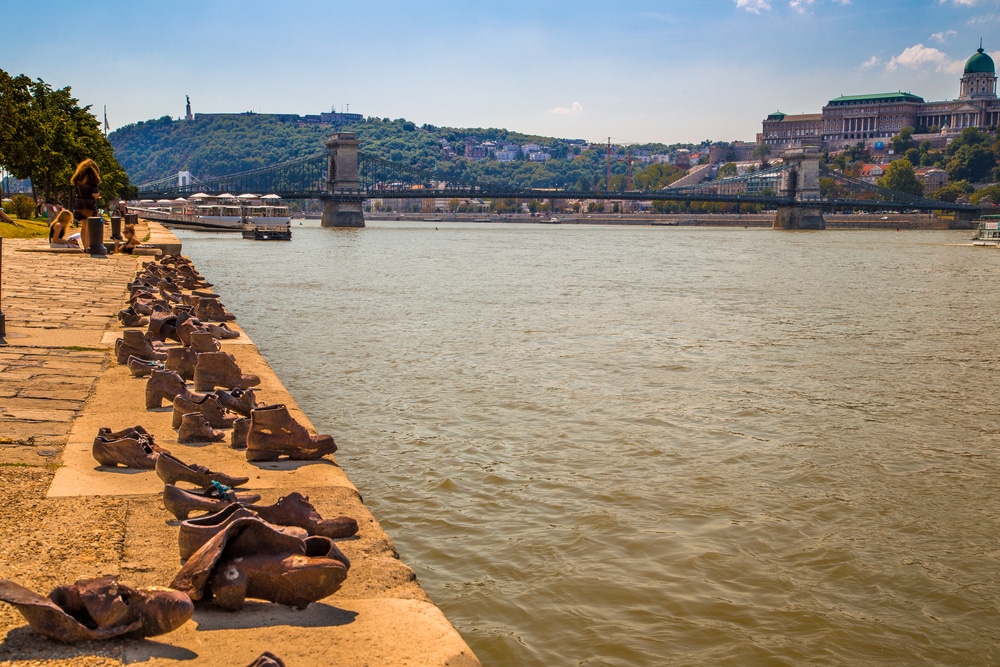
xmin=0 ymin=224 xmax=478 ymax=666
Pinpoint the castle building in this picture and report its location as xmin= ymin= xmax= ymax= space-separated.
xmin=758 ymin=44 xmax=999 ymax=151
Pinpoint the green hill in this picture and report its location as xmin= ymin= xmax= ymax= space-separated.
xmin=108 ymin=114 xmax=688 ymax=191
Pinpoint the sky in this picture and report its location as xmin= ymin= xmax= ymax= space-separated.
xmin=4 ymin=0 xmax=999 ymax=145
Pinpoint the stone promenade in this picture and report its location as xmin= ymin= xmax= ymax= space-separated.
xmin=0 ymin=229 xmax=478 ymax=666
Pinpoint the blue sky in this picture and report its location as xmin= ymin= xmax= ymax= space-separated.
xmin=5 ymin=0 xmax=998 ymax=144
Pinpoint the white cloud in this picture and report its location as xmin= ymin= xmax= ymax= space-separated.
xmin=789 ymin=0 xmax=814 ymax=13
xmin=887 ymin=43 xmax=949 ymax=70
xmin=734 ymin=0 xmax=772 ymax=13
xmin=940 ymin=0 xmax=978 ymax=6
xmin=549 ymin=102 xmax=584 ymax=115
xmin=861 ymin=55 xmax=881 ymax=69
xmin=930 ymin=29 xmax=958 ymax=43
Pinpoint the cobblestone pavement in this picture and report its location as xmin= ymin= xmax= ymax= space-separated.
xmin=0 ymin=238 xmax=139 ymax=464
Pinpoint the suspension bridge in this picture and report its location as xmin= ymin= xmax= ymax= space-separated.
xmin=136 ymin=134 xmax=980 ymax=230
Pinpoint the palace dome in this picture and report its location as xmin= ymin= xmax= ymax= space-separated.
xmin=964 ymin=46 xmax=995 ymax=75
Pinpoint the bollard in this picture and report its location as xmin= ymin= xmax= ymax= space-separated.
xmin=110 ymin=215 xmax=122 ymax=241
xmin=126 ymin=212 xmax=138 ymax=226
xmin=0 ymin=236 xmax=5 ymax=338
xmin=86 ymin=217 xmax=107 ymax=256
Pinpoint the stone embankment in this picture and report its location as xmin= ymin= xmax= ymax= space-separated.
xmin=0 ymin=222 xmax=478 ymax=666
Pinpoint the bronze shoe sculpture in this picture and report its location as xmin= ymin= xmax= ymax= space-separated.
xmin=115 ymin=329 xmax=167 ymax=365
xmin=172 ymin=393 xmax=238 ymax=430
xmin=176 ymin=317 xmax=208 ymax=347
xmin=194 ymin=351 xmax=260 ymax=392
xmin=246 ymin=404 xmax=337 ymax=462
xmin=127 ymin=355 xmax=165 ymax=378
xmin=117 ymin=305 xmax=149 ymax=328
xmin=231 ymin=417 xmax=250 ymax=449
xmin=177 ymin=504 xmax=307 ymax=561
xmin=189 ymin=331 xmax=222 ymax=353
xmin=177 ymin=413 xmax=227 ymax=444
xmin=0 ymin=575 xmax=192 ymax=643
xmin=165 ymin=346 xmax=198 ymax=382
xmin=155 ymin=452 xmax=249 ymax=490
xmin=247 ymin=492 xmax=358 ymax=539
xmin=93 ymin=431 xmax=165 ymax=469
xmin=204 ymin=322 xmax=240 ymax=339
xmin=97 ymin=424 xmax=154 ymax=441
xmin=162 ymin=483 xmax=261 ymax=521
xmin=169 ymin=516 xmax=350 ymax=611
xmin=194 ymin=296 xmax=236 ymax=322
xmin=216 ymin=387 xmax=260 ymax=418
xmin=245 ymin=652 xmax=286 ymax=667
xmin=146 ymin=369 xmax=199 ymax=409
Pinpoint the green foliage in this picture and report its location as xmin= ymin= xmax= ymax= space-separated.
xmin=970 ymin=184 xmax=1000 ymax=204
xmin=890 ymin=127 xmax=916 ymax=154
xmin=0 ymin=68 xmax=131 ymax=203
xmin=876 ymin=159 xmax=923 ymax=197
xmin=716 ymin=162 xmax=737 ymax=179
xmin=110 ymin=113 xmax=696 ymax=192
xmin=9 ymin=194 xmax=36 ymax=219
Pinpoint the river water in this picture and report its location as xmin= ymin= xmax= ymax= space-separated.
xmin=175 ymin=222 xmax=1000 ymax=666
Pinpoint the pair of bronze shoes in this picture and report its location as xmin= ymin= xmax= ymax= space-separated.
xmin=158 ymin=452 xmax=258 ymax=520
xmin=170 ymin=516 xmax=350 ymax=611
xmin=0 ymin=575 xmax=191 ymax=643
xmin=177 ymin=493 xmax=359 ymax=559
xmin=93 ymin=426 xmax=167 ymax=469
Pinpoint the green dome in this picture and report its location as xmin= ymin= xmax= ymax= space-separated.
xmin=965 ymin=47 xmax=995 ymax=74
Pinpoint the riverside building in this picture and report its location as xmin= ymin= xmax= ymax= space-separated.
xmin=758 ymin=44 xmax=999 ymax=151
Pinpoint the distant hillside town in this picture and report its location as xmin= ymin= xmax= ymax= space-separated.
xmin=183 ymin=95 xmax=364 ymax=126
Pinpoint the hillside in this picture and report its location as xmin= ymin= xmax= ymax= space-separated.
xmin=108 ymin=114 xmax=689 ymax=191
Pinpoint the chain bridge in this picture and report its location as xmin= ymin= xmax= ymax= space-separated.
xmin=137 ymin=133 xmax=980 ymax=229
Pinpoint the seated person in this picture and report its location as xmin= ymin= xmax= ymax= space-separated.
xmin=116 ymin=223 xmax=142 ymax=253
xmin=48 ymin=210 xmax=80 ymax=248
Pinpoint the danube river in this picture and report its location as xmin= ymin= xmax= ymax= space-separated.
xmin=176 ymin=222 xmax=1000 ymax=666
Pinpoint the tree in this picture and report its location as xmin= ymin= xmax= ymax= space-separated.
xmin=716 ymin=162 xmax=737 ymax=179
xmin=946 ymin=143 xmax=995 ymax=183
xmin=890 ymin=127 xmax=916 ymax=154
xmin=877 ymin=159 xmax=923 ymax=196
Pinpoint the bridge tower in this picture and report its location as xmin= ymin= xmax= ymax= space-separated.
xmin=322 ymin=132 xmax=365 ymax=228
xmin=773 ymin=144 xmax=825 ymax=230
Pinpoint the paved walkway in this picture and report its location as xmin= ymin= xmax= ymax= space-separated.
xmin=0 ymin=230 xmax=478 ymax=666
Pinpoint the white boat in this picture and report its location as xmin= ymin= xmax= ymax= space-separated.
xmin=193 ymin=204 xmax=244 ymax=228
xmin=242 ymin=203 xmax=292 ymax=226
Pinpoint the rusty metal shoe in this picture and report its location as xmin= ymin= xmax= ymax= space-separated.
xmin=245 ymin=652 xmax=286 ymax=667
xmin=156 ymin=452 xmax=249 ymax=490
xmin=176 ymin=318 xmax=207 ymax=347
xmin=188 ymin=331 xmax=222 ymax=354
xmin=162 ymin=483 xmax=261 ymax=521
xmin=246 ymin=404 xmax=337 ymax=462
xmin=177 ymin=413 xmax=227 ymax=444
xmin=93 ymin=432 xmax=162 ymax=469
xmin=127 ymin=355 xmax=165 ymax=378
xmin=193 ymin=351 xmax=260 ymax=392
xmin=117 ymin=305 xmax=149 ymax=328
xmin=165 ymin=346 xmax=198 ymax=382
xmin=172 ymin=393 xmax=238 ymax=430
xmin=204 ymin=322 xmax=240 ymax=340
xmin=146 ymin=369 xmax=198 ymax=409
xmin=97 ymin=425 xmax=154 ymax=442
xmin=247 ymin=492 xmax=358 ymax=539
xmin=215 ymin=387 xmax=260 ymax=418
xmin=0 ymin=575 xmax=192 ymax=643
xmin=194 ymin=296 xmax=236 ymax=322
xmin=115 ymin=329 xmax=168 ymax=365
xmin=169 ymin=516 xmax=350 ymax=611
xmin=177 ymin=504 xmax=307 ymax=561
xmin=231 ymin=417 xmax=250 ymax=450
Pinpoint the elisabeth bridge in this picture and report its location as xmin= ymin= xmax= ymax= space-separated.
xmin=136 ymin=133 xmax=980 ymax=230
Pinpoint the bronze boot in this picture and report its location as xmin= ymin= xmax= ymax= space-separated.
xmin=172 ymin=393 xmax=237 ymax=430
xmin=115 ymin=329 xmax=167 ymax=365
xmin=169 ymin=516 xmax=349 ymax=611
xmin=247 ymin=492 xmax=358 ymax=539
xmin=177 ymin=505 xmax=307 ymax=561
xmin=205 ymin=322 xmax=240 ymax=339
xmin=216 ymin=387 xmax=260 ymax=418
xmin=93 ymin=433 xmax=161 ymax=469
xmin=127 ymin=355 xmax=164 ymax=378
xmin=193 ymin=351 xmax=260 ymax=392
xmin=188 ymin=331 xmax=221 ymax=353
xmin=194 ymin=296 xmax=236 ymax=322
xmin=117 ymin=305 xmax=149 ymax=328
xmin=162 ymin=483 xmax=261 ymax=521
xmin=246 ymin=404 xmax=337 ymax=462
xmin=0 ymin=575 xmax=193 ymax=643
xmin=165 ymin=347 xmax=198 ymax=382
xmin=230 ymin=417 xmax=250 ymax=449
xmin=145 ymin=369 xmax=192 ymax=409
xmin=177 ymin=413 xmax=227 ymax=444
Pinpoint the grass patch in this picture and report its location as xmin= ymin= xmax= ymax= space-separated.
xmin=0 ymin=216 xmax=50 ymax=239
xmin=0 ymin=462 xmax=35 ymax=468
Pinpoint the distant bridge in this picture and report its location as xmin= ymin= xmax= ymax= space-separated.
xmin=137 ymin=134 xmax=980 ymax=229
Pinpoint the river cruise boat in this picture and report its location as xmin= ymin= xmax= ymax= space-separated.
xmin=974 ymin=216 xmax=1000 ymax=245
xmin=131 ymin=193 xmax=292 ymax=232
